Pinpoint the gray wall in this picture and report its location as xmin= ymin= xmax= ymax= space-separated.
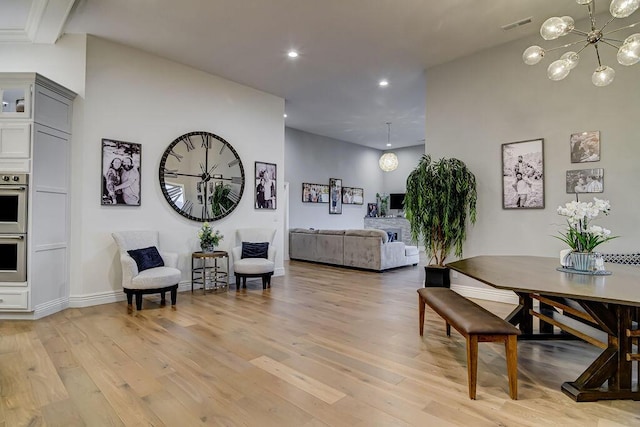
xmin=285 ymin=127 xmax=423 ymax=229
xmin=426 ymin=26 xmax=640 ymax=263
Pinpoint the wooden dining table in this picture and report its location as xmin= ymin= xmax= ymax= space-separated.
xmin=446 ymin=255 xmax=639 ymax=402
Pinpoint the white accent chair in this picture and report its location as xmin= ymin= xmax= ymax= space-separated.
xmin=112 ymin=231 xmax=181 ymax=311
xmin=231 ymin=228 xmax=276 ymax=290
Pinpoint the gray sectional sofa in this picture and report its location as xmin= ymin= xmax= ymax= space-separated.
xmin=289 ymin=228 xmax=419 ymax=271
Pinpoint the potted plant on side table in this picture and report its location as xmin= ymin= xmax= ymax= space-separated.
xmin=404 ymin=154 xmax=477 ymax=287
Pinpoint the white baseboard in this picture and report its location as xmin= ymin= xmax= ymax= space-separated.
xmin=34 ymin=297 xmax=69 ymax=319
xmin=450 ymin=283 xmax=519 ymax=305
xmin=68 ymin=280 xmax=195 ymax=308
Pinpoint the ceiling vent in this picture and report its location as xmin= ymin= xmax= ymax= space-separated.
xmin=501 ymin=17 xmax=533 ymax=31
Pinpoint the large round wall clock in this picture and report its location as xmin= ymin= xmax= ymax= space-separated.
xmin=159 ymin=131 xmax=245 ymax=222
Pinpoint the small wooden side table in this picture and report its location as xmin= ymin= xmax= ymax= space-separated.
xmin=191 ymin=251 xmax=229 ymax=294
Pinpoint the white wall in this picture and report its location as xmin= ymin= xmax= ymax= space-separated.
xmin=0 ymin=34 xmax=86 ymax=97
xmin=285 ymin=127 xmax=381 ymax=229
xmin=70 ymin=36 xmax=285 ymax=300
xmin=381 ymin=145 xmax=424 ymax=194
xmin=426 ymin=28 xmax=640 ymax=270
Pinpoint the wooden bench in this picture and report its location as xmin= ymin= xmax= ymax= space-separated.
xmin=417 ymin=287 xmax=521 ymax=400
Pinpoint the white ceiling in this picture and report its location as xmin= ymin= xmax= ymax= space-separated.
xmin=3 ymin=0 xmax=611 ymax=149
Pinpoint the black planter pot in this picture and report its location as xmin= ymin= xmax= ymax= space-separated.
xmin=424 ymin=265 xmax=450 ymax=288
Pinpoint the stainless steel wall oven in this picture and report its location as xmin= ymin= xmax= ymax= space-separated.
xmin=0 ymin=174 xmax=28 ymax=282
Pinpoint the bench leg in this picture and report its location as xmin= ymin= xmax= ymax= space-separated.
xmin=135 ymin=292 xmax=143 ymax=311
xmin=505 ymin=335 xmax=518 ymax=400
xmin=160 ymin=291 xmax=166 ymax=307
xmin=467 ymin=335 xmax=478 ymax=400
xmin=171 ymin=288 xmax=177 ymax=308
xmin=418 ymin=295 xmax=425 ymax=336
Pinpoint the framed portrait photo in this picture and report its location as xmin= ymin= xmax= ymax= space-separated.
xmin=501 ymin=138 xmax=544 ymax=209
xmin=342 ymin=186 xmax=364 ymax=205
xmin=566 ymin=168 xmax=604 ymax=194
xmin=101 ymin=139 xmax=141 ymax=206
xmin=255 ymin=161 xmax=277 ymax=209
xmin=570 ymin=131 xmax=600 ymax=163
xmin=302 ymin=183 xmax=329 ymax=203
xmin=366 ymin=203 xmax=378 ymax=217
xmin=329 ymin=178 xmax=342 ymax=214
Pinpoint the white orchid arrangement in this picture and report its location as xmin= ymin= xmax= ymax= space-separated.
xmin=556 ymin=197 xmax=616 ymax=253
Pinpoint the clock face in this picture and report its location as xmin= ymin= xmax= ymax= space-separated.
xmin=159 ymin=131 xmax=245 ymax=222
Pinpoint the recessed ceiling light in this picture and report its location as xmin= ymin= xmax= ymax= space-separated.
xmin=283 ymin=113 xmax=288 ymax=118
xmin=386 ymin=143 xmax=392 ymax=147
xmin=287 ymin=50 xmax=299 ymax=58
xmin=379 ymin=80 xmax=389 ymax=87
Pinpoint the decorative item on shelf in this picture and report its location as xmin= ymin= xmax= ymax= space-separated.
xmin=15 ymin=98 xmax=25 ymax=113
xmin=555 ymin=196 xmax=617 ymax=272
xmin=522 ymin=0 xmax=640 ymax=87
xmin=376 ymin=192 xmax=389 ymax=217
xmin=405 ymin=155 xmax=477 ymax=287
xmin=198 ymin=222 xmax=223 ymax=253
xmin=379 ymin=122 xmax=398 ymax=172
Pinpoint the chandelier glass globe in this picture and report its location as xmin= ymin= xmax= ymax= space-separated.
xmin=523 ymin=0 xmax=640 ymax=87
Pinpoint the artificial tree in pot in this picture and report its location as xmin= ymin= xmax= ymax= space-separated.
xmin=404 ymin=154 xmax=477 ymax=287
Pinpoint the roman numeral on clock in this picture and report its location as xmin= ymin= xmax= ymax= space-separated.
xmin=200 ymin=133 xmax=210 ymax=149
xmin=226 ymin=190 xmax=240 ymax=204
xmin=228 ymin=159 xmax=240 ymax=167
xmin=182 ymin=199 xmax=194 ymax=215
xmin=168 ymin=149 xmax=183 ymax=162
xmin=163 ymin=168 xmax=178 ymax=178
xmin=182 ymin=135 xmax=195 ymax=151
xmin=231 ymin=176 xmax=243 ymax=185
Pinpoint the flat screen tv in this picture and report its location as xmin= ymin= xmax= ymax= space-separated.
xmin=389 ymin=193 xmax=405 ymax=210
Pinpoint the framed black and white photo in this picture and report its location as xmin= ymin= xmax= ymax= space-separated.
xmin=502 ymin=138 xmax=544 ymax=209
xmin=570 ymin=131 xmax=600 ymax=163
xmin=255 ymin=161 xmax=276 ymax=209
xmin=566 ymin=168 xmax=604 ymax=193
xmin=329 ymin=178 xmax=342 ymax=214
xmin=101 ymin=138 xmax=141 ymax=206
xmin=342 ymin=186 xmax=364 ymax=205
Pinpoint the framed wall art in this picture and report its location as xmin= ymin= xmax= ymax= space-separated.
xmin=502 ymin=138 xmax=544 ymax=209
xmin=329 ymin=178 xmax=342 ymax=214
xmin=101 ymin=138 xmax=141 ymax=206
xmin=255 ymin=161 xmax=277 ymax=209
xmin=566 ymin=168 xmax=604 ymax=193
xmin=342 ymin=186 xmax=364 ymax=205
xmin=570 ymin=131 xmax=600 ymax=163
xmin=366 ymin=203 xmax=378 ymax=217
xmin=302 ymin=183 xmax=329 ymax=203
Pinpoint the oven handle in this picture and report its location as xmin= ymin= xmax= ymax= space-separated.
xmin=0 ymin=186 xmax=27 ymax=191
xmin=0 ymin=235 xmax=24 ymax=240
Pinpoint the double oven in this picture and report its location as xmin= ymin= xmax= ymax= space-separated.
xmin=0 ymin=173 xmax=28 ymax=282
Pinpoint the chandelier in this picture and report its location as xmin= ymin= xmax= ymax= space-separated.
xmin=379 ymin=122 xmax=398 ymax=172
xmin=522 ymin=0 xmax=640 ymax=86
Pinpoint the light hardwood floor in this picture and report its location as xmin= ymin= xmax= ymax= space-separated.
xmin=1 ymin=260 xmax=639 ymax=426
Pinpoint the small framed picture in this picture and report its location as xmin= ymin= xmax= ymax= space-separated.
xmin=566 ymin=168 xmax=604 ymax=193
xmin=255 ymin=162 xmax=277 ymax=209
xmin=502 ymin=138 xmax=544 ymax=209
xmin=329 ymin=178 xmax=342 ymax=214
xmin=366 ymin=203 xmax=378 ymax=217
xmin=342 ymin=187 xmax=364 ymax=205
xmin=302 ymin=183 xmax=329 ymax=203
xmin=570 ymin=131 xmax=600 ymax=163
xmin=101 ymin=138 xmax=141 ymax=206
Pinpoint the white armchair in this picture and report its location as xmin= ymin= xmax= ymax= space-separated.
xmin=112 ymin=231 xmax=181 ymax=311
xmin=231 ymin=228 xmax=276 ymax=290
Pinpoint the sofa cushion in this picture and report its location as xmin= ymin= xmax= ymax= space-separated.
xmin=345 ymin=229 xmax=389 ymax=243
xmin=289 ymin=228 xmax=318 ymax=234
xmin=127 ymin=246 xmax=164 ymax=272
